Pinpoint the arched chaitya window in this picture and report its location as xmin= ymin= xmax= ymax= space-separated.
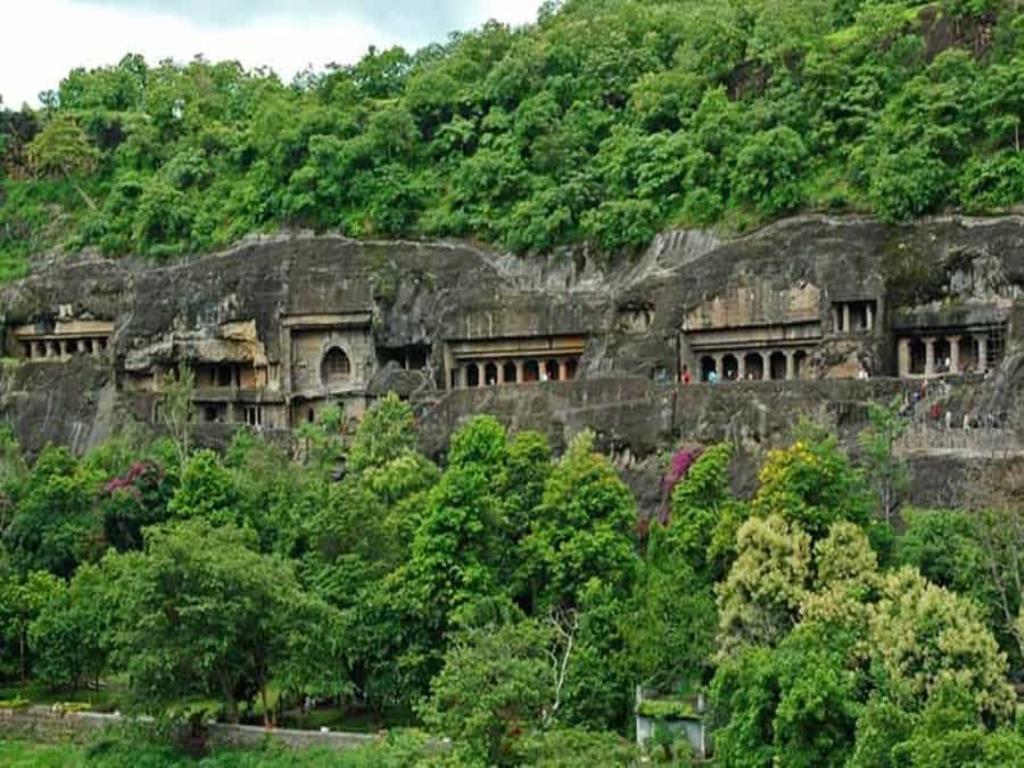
xmin=322 ymin=347 xmax=351 ymax=386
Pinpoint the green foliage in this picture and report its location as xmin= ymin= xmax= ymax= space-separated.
xmin=522 ymin=430 xmax=637 ymax=614
xmin=711 ymin=625 xmax=861 ymax=768
xmin=858 ymin=395 xmax=909 ymax=522
xmin=868 ymin=568 xmax=1015 ymax=723
xmin=346 ymin=393 xmax=417 ymax=474
xmin=1 ymin=409 xmax=1022 ymax=762
xmin=515 ymin=726 xmax=638 ymax=767
xmin=167 ymin=449 xmax=240 ymax=526
xmin=636 ymin=698 xmax=697 ymax=719
xmin=421 ymin=619 xmax=552 ymax=766
xmin=731 ymin=126 xmax=808 ymax=215
xmin=6 ymin=0 xmax=1024 ymax=272
xmin=3 ymin=445 xmax=103 ymax=578
xmin=665 ymin=443 xmax=741 ymax=581
xmin=160 ymin=363 xmax=194 ymax=471
xmin=297 ymin=405 xmax=345 ymax=474
xmin=0 ymin=570 xmax=64 ymax=681
xmin=717 ymin=515 xmax=811 ymax=654
xmin=629 ymin=522 xmax=716 ymax=692
xmin=107 ymin=520 xmax=346 ymax=721
xmin=752 ymin=433 xmax=872 ymax=538
xmin=29 ymin=564 xmax=111 ymax=690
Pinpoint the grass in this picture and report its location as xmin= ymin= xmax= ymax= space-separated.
xmin=0 ymin=732 xmax=438 ymax=767
xmin=0 ymin=680 xmax=128 ymax=713
xmin=0 ymin=740 xmax=85 ymax=767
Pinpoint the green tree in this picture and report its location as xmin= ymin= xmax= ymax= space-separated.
xmin=731 ymin=126 xmax=808 ymax=216
xmin=628 ymin=523 xmax=716 ymax=693
xmin=716 ymin=514 xmax=811 ymax=655
xmin=0 ymin=569 xmax=63 ymax=681
xmin=109 ymin=520 xmax=345 ymax=723
xmin=160 ymin=362 xmax=194 ymax=470
xmin=752 ymin=432 xmax=871 ymax=539
xmin=29 ymin=564 xmax=111 ymax=690
xmin=26 ymin=116 xmax=99 ymax=210
xmin=347 ymin=392 xmax=417 ymax=474
xmin=522 ymin=430 xmax=636 ymax=614
xmin=421 ymin=619 xmax=553 ymax=766
xmin=3 ymin=445 xmax=103 ymax=578
xmin=858 ymin=395 xmax=909 ymax=523
xmin=167 ymin=449 xmax=240 ymax=526
xmin=868 ymin=567 xmax=1014 ymax=723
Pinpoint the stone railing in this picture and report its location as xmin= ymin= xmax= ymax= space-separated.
xmin=896 ymin=422 xmax=1022 ymax=457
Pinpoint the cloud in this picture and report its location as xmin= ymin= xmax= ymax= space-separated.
xmin=70 ymin=0 xmax=524 ymax=39
xmin=0 ymin=0 xmax=540 ymax=108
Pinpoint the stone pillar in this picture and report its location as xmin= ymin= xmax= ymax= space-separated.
xmin=897 ymin=338 xmax=911 ymax=378
xmin=737 ymin=355 xmax=746 ymax=380
xmin=785 ymin=350 xmax=796 ymax=380
xmin=515 ymin=360 xmax=524 ymax=383
xmin=975 ymin=334 xmax=989 ymax=372
xmin=866 ymin=303 xmax=874 ymax=332
xmin=924 ymin=337 xmax=936 ymax=378
xmin=948 ymin=335 xmax=961 ymax=374
xmin=478 ymin=365 xmax=486 ymax=388
xmin=558 ymin=360 xmax=568 ymax=381
xmin=759 ymin=351 xmax=769 ymax=380
xmin=842 ymin=303 xmax=851 ymax=334
xmin=451 ymin=366 xmax=463 ymax=389
xmin=496 ymin=362 xmax=505 ymax=385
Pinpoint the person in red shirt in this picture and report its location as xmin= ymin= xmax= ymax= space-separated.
xmin=681 ymin=365 xmax=692 ymax=385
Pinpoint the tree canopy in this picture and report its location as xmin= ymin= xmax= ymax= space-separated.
xmin=4 ymin=0 xmax=1024 ymax=281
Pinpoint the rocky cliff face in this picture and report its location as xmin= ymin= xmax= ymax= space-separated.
xmin=1 ymin=216 xmax=1022 ymax=509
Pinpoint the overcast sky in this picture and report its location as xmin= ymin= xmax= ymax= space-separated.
xmin=0 ymin=0 xmax=543 ymax=108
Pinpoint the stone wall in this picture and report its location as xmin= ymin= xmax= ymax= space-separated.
xmin=418 ymin=375 xmax=1020 ymax=510
xmin=0 ymin=706 xmax=376 ymax=752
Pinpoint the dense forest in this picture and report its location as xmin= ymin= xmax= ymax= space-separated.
xmin=3 ymin=0 xmax=1024 ymax=281
xmin=2 ymin=386 xmax=1024 ymax=766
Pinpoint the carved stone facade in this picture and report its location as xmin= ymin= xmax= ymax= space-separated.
xmin=0 ymin=217 xmax=1022 ymax=483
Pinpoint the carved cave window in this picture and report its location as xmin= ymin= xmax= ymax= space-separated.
xmin=322 ymin=347 xmax=351 ymax=386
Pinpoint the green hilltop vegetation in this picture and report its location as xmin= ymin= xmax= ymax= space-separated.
xmin=3 ymin=393 xmax=1024 ymax=765
xmin=3 ymin=0 xmax=1024 ymax=282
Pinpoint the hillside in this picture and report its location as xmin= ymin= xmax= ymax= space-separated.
xmin=1 ymin=0 xmax=1022 ymax=280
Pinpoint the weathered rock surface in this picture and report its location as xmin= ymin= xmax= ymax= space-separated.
xmin=1 ymin=216 xmax=1022 ymax=511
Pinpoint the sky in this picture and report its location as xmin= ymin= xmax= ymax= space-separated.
xmin=0 ymin=0 xmax=543 ymax=108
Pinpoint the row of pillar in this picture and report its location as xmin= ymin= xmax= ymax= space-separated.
xmin=23 ymin=336 xmax=108 ymax=360
xmin=897 ymin=334 xmax=988 ymax=378
xmin=451 ymin=357 xmax=578 ymax=389
xmin=700 ymin=348 xmax=808 ymax=382
xmin=832 ymin=301 xmax=876 ymax=334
